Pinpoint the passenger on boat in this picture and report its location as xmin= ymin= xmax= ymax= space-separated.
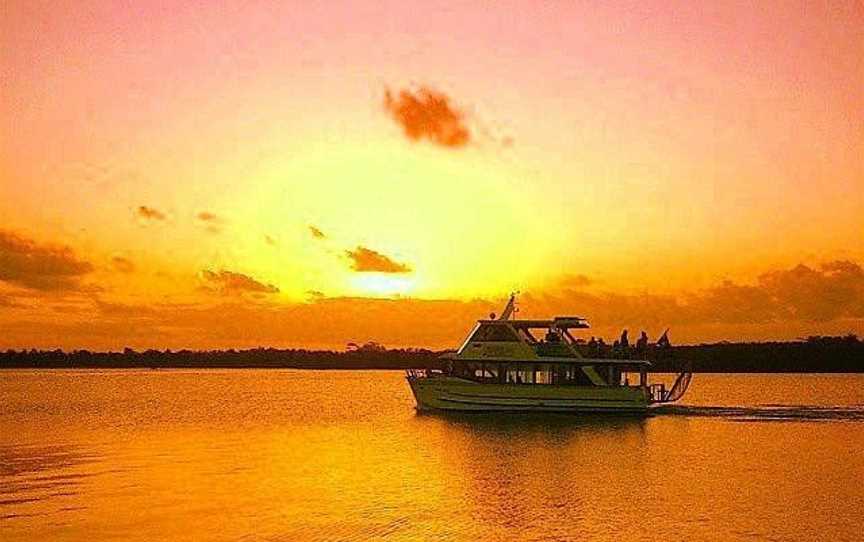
xmin=636 ymin=331 xmax=649 ymax=355
xmin=545 ymin=328 xmax=561 ymax=342
xmin=597 ymin=337 xmax=607 ymax=357
xmin=587 ymin=336 xmax=598 ymax=357
xmin=618 ymin=330 xmax=631 ymax=359
xmin=619 ymin=329 xmax=630 ymax=348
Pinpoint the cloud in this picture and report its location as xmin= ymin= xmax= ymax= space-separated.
xmin=196 ymin=211 xmax=223 ymax=233
xmin=345 ymin=246 xmax=411 ymax=273
xmin=533 ymin=260 xmax=864 ymax=331
xmin=0 ymin=230 xmax=93 ymax=291
xmin=0 ymin=294 xmax=26 ymax=309
xmin=717 ymin=261 xmax=864 ymax=322
xmin=201 ymin=270 xmax=280 ymax=295
xmin=197 ymin=212 xmax=219 ymax=222
xmin=309 ymin=226 xmax=326 ymax=239
xmin=2 ymin=259 xmax=862 ymax=351
xmin=112 ymin=256 xmax=135 ymax=273
xmin=137 ymin=206 xmax=165 ymax=221
xmin=560 ymin=274 xmax=592 ymax=288
xmin=95 ymin=299 xmax=159 ymax=319
xmin=384 ymin=86 xmax=470 ymax=148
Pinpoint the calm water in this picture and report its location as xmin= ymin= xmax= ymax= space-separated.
xmin=2 ymin=371 xmax=863 ymax=542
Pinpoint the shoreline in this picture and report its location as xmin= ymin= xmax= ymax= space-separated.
xmin=1 ymin=335 xmax=861 ymax=372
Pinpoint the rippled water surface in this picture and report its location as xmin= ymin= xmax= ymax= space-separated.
xmin=2 ymin=371 xmax=863 ymax=541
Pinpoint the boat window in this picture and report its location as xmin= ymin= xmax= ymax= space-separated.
xmin=535 ymin=366 xmax=553 ymax=384
xmin=480 ymin=364 xmax=499 ymax=381
xmin=471 ymin=323 xmax=520 ymax=342
xmin=505 ymin=365 xmax=534 ymax=384
xmin=557 ymin=364 xmax=595 ymax=386
xmin=464 ymin=362 xmax=501 ymax=382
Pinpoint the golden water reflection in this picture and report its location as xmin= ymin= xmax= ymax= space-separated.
xmin=1 ymin=370 xmax=863 ymax=541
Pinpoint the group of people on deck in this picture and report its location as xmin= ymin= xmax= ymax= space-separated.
xmin=585 ymin=329 xmax=671 ymax=359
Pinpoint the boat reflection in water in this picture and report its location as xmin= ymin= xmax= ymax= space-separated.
xmin=407 ymin=295 xmax=691 ymax=415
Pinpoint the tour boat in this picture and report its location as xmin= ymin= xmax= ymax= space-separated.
xmin=406 ymin=295 xmax=691 ymax=414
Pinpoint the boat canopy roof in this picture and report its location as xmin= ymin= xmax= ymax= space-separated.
xmin=478 ymin=317 xmax=590 ymax=329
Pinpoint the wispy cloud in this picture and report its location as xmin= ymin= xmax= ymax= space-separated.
xmin=197 ymin=212 xmax=218 ymax=222
xmin=111 ymin=256 xmax=135 ymax=273
xmin=201 ymin=270 xmax=280 ymax=295
xmin=0 ymin=230 xmax=93 ymax=291
xmin=309 ymin=225 xmax=326 ymax=239
xmin=345 ymin=246 xmax=411 ymax=273
xmin=136 ymin=205 xmax=165 ymax=221
xmin=196 ymin=211 xmax=224 ymax=233
xmin=560 ymin=274 xmax=592 ymax=288
xmin=384 ymin=86 xmax=470 ymax=148
xmin=0 ymin=293 xmax=26 ymax=309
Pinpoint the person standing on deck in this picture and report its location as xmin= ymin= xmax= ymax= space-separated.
xmin=636 ymin=331 xmax=649 ymax=356
xmin=619 ymin=329 xmax=630 ymax=358
xmin=657 ymin=329 xmax=671 ymax=348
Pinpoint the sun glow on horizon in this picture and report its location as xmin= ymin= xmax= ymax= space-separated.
xmin=351 ymin=274 xmax=416 ymax=297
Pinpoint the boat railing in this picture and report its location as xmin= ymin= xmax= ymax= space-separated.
xmin=649 ymin=383 xmax=667 ymax=403
xmin=664 ymin=370 xmax=693 ymax=402
xmin=649 ymin=369 xmax=693 ymax=403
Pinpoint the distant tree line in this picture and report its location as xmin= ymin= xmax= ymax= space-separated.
xmin=0 ymin=336 xmax=862 ymax=372
xmin=0 ymin=341 xmax=439 ymax=370
xmin=647 ymin=334 xmax=864 ymax=372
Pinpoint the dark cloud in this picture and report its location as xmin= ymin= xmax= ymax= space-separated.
xmin=346 ymin=247 xmax=411 ymax=273
xmin=202 ymin=270 xmax=280 ymax=295
xmin=309 ymin=226 xmax=326 ymax=239
xmin=537 ymin=260 xmax=864 ymax=329
xmin=112 ymin=256 xmax=135 ymax=273
xmin=384 ymin=86 xmax=470 ymax=148
xmin=137 ymin=206 xmax=165 ymax=221
xmin=727 ymin=261 xmax=864 ymax=322
xmin=0 ymin=230 xmax=93 ymax=291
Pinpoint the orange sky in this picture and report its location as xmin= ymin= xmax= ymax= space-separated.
xmin=2 ymin=1 xmax=863 ymax=350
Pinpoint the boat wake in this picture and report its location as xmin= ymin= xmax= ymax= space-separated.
xmin=654 ymin=404 xmax=864 ymax=422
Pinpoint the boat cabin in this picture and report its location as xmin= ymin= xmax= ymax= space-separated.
xmin=442 ymin=318 xmax=651 ymax=389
